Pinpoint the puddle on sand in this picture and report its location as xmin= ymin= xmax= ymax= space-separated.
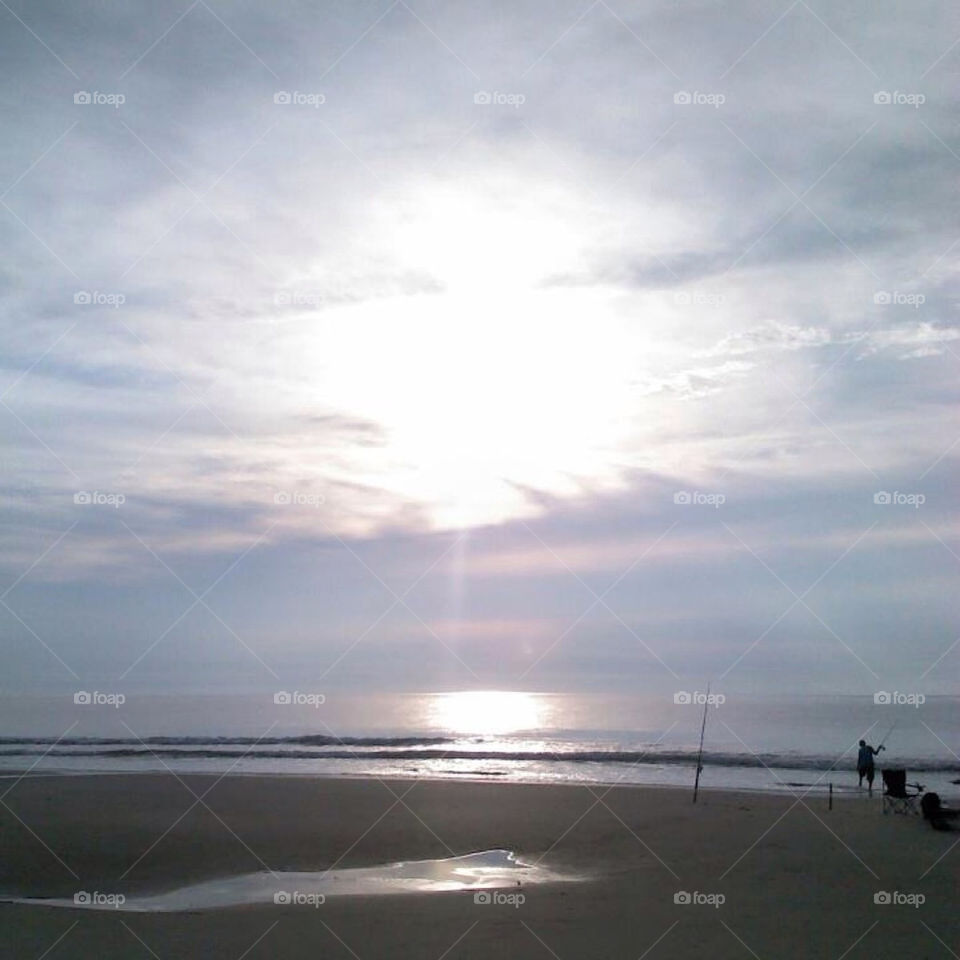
xmin=6 ymin=849 xmax=569 ymax=912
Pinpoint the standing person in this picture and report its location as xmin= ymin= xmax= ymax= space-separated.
xmin=857 ymin=739 xmax=884 ymax=795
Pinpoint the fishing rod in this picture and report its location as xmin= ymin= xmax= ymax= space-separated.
xmin=878 ymin=719 xmax=898 ymax=750
xmin=692 ymin=681 xmax=710 ymax=804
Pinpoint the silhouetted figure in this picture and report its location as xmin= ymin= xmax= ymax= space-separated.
xmin=921 ymin=792 xmax=960 ymax=830
xmin=857 ymin=739 xmax=884 ymax=795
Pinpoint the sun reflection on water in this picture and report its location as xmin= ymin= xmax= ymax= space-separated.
xmin=427 ymin=691 xmax=550 ymax=736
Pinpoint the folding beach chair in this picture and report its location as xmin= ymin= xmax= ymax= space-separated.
xmin=881 ymin=769 xmax=924 ymax=815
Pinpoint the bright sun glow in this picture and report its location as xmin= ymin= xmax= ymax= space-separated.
xmin=281 ymin=179 xmax=685 ymax=530
xmin=428 ymin=690 xmax=548 ymax=735
xmin=391 ymin=183 xmax=581 ymax=293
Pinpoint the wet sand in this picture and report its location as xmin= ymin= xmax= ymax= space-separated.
xmin=1 ymin=774 xmax=956 ymax=958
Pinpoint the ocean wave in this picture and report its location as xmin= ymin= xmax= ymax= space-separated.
xmin=1 ymin=743 xmax=956 ymax=772
xmin=0 ymin=735 xmax=452 ymax=747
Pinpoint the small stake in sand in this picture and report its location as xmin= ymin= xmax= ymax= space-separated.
xmin=692 ymin=682 xmax=710 ymax=803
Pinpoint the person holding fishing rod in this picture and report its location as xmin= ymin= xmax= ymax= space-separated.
xmin=857 ymin=736 xmax=887 ymax=795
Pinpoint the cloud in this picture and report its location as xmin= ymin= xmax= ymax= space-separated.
xmin=1 ymin=0 xmax=959 ymax=697
xmin=706 ymin=322 xmax=834 ymax=357
xmin=706 ymin=319 xmax=960 ymax=362
xmin=857 ymin=321 xmax=960 ymax=359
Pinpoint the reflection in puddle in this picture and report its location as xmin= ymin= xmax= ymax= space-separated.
xmin=7 ymin=850 xmax=568 ymax=912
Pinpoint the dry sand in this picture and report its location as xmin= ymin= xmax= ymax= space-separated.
xmin=1 ymin=773 xmax=956 ymax=959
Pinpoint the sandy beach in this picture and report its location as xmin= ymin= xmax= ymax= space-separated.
xmin=1 ymin=773 xmax=956 ymax=959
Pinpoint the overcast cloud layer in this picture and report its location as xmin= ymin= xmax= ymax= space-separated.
xmin=1 ymin=0 xmax=958 ymax=702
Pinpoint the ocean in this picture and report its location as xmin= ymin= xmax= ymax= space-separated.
xmin=2 ymin=692 xmax=957 ymax=795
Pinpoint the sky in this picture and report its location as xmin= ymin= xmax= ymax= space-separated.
xmin=1 ymin=0 xmax=958 ymax=713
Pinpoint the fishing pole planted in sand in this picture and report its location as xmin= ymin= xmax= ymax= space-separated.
xmin=692 ymin=681 xmax=710 ymax=804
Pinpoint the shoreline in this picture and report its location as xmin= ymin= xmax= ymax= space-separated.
xmin=0 ymin=765 xmax=879 ymax=799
